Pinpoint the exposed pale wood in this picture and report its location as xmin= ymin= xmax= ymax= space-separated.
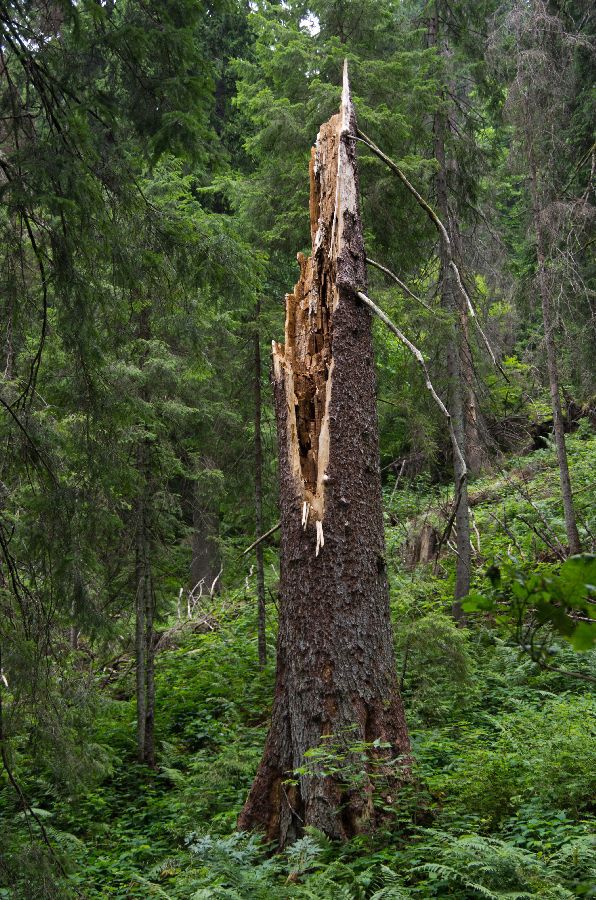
xmin=271 ymin=66 xmax=356 ymax=530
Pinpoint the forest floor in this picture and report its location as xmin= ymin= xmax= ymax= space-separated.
xmin=3 ymin=430 xmax=595 ymax=899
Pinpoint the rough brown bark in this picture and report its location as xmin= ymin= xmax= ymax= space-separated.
xmin=238 ymin=65 xmax=410 ymax=847
xmin=529 ymin=158 xmax=581 ymax=555
xmin=253 ymin=298 xmax=267 ymax=669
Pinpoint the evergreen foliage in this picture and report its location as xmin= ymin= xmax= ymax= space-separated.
xmin=0 ymin=0 xmax=594 ymax=896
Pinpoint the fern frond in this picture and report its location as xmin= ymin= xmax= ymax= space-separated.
xmin=369 ymin=887 xmax=412 ymax=899
xmin=415 ymin=862 xmax=501 ymax=899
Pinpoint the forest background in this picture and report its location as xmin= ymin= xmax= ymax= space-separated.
xmin=0 ymin=1 xmax=594 ymax=897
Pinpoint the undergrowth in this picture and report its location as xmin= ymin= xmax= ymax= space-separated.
xmin=1 ymin=434 xmax=594 ymax=898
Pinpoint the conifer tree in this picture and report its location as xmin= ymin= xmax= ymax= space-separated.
xmin=490 ymin=0 xmax=592 ymax=554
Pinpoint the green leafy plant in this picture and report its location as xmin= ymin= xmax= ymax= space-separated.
xmin=464 ymin=555 xmax=596 ymax=661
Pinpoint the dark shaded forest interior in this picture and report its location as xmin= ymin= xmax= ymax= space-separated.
xmin=0 ymin=2 xmax=594 ymax=898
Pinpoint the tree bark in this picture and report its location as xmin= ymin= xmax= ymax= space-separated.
xmin=529 ymin=158 xmax=581 ymax=555
xmin=190 ymin=493 xmax=220 ymax=593
xmin=427 ymin=0 xmax=484 ymax=480
xmin=238 ymin=64 xmax=410 ymax=847
xmin=446 ymin=299 xmax=472 ymax=614
xmin=254 ymin=298 xmax=267 ymax=669
xmin=452 ymin=227 xmax=483 ymax=477
xmin=431 ymin=5 xmax=472 ymax=614
xmin=69 ymin=606 xmax=78 ymax=652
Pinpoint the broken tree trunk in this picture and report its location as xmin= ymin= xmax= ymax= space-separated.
xmin=238 ymin=64 xmax=410 ymax=847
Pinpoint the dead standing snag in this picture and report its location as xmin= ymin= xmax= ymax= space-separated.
xmin=238 ymin=63 xmax=410 ymax=847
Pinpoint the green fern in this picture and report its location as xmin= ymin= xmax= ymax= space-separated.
xmin=413 ymin=830 xmax=577 ymax=898
xmin=367 ymin=864 xmax=412 ymax=899
xmin=548 ymin=835 xmax=596 ymax=892
xmin=286 ymin=835 xmax=324 ymax=878
xmin=185 ymin=832 xmax=284 ymax=899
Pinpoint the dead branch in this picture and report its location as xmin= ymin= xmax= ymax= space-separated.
xmin=448 ymin=259 xmax=502 ymax=373
xmin=484 ymin=508 xmax=527 ymax=560
xmin=433 ymin=481 xmax=466 ymax=570
xmin=357 ymin=288 xmax=469 ymax=570
xmin=356 ymin=290 xmax=467 ymax=478
xmin=517 ymin=514 xmax=566 ymax=561
xmin=243 ymin=522 xmax=281 ymax=556
xmin=391 ymin=458 xmax=406 ymax=500
xmin=471 ymin=515 xmax=482 ymax=556
xmin=507 ymin=471 xmax=568 ymax=557
xmin=366 ymin=257 xmax=435 ymax=314
xmin=354 ymin=131 xmax=451 ymax=246
xmin=354 ymin=131 xmax=506 ymax=378
xmin=210 ymin=567 xmax=223 ymax=597
xmin=530 ymin=658 xmax=596 ymax=685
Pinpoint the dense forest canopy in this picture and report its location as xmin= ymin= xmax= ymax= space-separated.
xmin=0 ymin=1 xmax=594 ymax=897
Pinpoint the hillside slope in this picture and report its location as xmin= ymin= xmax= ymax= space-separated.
xmin=1 ymin=432 xmax=594 ymax=898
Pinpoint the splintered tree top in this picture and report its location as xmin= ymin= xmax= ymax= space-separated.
xmin=272 ymin=62 xmax=365 ymax=550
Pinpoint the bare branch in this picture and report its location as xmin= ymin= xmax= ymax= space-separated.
xmin=366 ymin=257 xmax=436 ymax=314
xmin=243 ymin=522 xmax=281 ymax=556
xmin=448 ymin=260 xmax=502 ymax=372
xmin=354 ymin=130 xmax=506 ymax=378
xmin=356 ymin=290 xmax=467 ymax=479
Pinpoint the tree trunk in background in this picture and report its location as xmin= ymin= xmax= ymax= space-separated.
xmin=431 ymin=5 xmax=471 ymax=613
xmin=69 ymin=611 xmax=78 ymax=652
xmin=253 ymin=298 xmax=267 ymax=669
xmin=238 ymin=65 xmax=410 ymax=847
xmin=190 ymin=496 xmax=220 ymax=594
xmin=135 ymin=309 xmax=156 ymax=767
xmin=529 ymin=159 xmax=581 ymax=555
xmin=452 ymin=227 xmax=483 ymax=477
xmin=135 ymin=439 xmax=156 ymax=766
xmin=461 ymin=316 xmax=482 ymax=476
xmin=446 ymin=288 xmax=472 ymax=614
xmin=134 ymin=456 xmax=147 ymax=764
xmin=144 ymin=566 xmax=156 ymax=766
xmin=429 ymin=0 xmax=484 ymax=478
